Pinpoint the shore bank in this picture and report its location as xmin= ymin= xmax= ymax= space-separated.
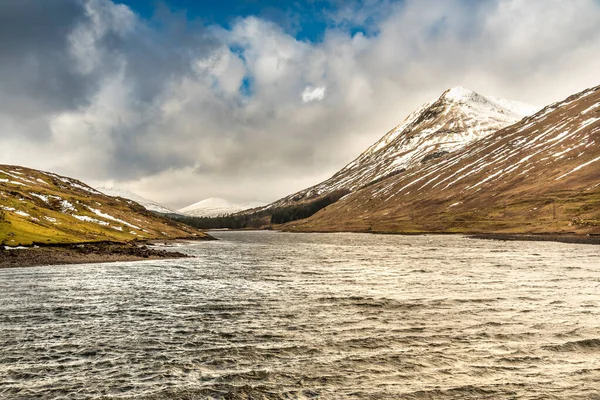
xmin=282 ymin=227 xmax=600 ymax=246
xmin=0 ymin=241 xmax=192 ymax=269
xmin=468 ymin=233 xmax=600 ymax=246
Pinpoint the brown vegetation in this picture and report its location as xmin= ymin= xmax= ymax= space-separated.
xmin=283 ymin=85 xmax=600 ymax=236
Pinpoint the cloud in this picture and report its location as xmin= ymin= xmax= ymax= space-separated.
xmin=1 ymin=0 xmax=599 ymax=208
xmin=302 ymin=86 xmax=327 ymax=102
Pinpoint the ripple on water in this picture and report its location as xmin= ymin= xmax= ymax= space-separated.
xmin=1 ymin=231 xmax=600 ymax=399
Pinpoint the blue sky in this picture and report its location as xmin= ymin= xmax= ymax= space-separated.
xmin=117 ymin=0 xmax=386 ymax=41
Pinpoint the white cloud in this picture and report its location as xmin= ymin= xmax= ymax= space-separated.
xmin=302 ymin=86 xmax=326 ymax=103
xmin=1 ymin=0 xmax=600 ymax=208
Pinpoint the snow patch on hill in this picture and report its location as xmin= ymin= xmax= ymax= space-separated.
xmin=96 ymin=187 xmax=180 ymax=215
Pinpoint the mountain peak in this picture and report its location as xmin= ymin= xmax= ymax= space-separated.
xmin=259 ymin=87 xmax=538 ymax=211
xmin=441 ymin=87 xmax=481 ymax=103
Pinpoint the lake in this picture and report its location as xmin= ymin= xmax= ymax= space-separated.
xmin=1 ymin=231 xmax=599 ymax=399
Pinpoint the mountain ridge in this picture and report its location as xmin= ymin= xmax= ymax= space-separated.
xmin=257 ymin=87 xmax=539 ymax=212
xmin=283 ymin=84 xmax=600 ymax=234
xmin=96 ymin=187 xmax=180 ymax=215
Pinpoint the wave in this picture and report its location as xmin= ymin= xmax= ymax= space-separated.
xmin=544 ymin=338 xmax=600 ymax=352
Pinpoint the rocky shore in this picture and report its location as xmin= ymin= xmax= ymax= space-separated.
xmin=0 ymin=241 xmax=191 ymax=268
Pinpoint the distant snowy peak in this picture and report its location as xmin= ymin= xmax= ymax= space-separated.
xmin=96 ymin=187 xmax=179 ymax=215
xmin=262 ymin=87 xmax=539 ymax=210
xmin=179 ymin=197 xmax=265 ymax=217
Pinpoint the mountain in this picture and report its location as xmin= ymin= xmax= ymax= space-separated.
xmin=261 ymin=87 xmax=539 ymax=211
xmin=96 ymin=187 xmax=180 ymax=215
xmin=284 ymin=84 xmax=600 ymax=234
xmin=179 ymin=198 xmax=265 ymax=217
xmin=0 ymin=165 xmax=210 ymax=246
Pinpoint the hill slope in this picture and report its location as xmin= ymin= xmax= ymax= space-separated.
xmin=261 ymin=87 xmax=538 ymax=211
xmin=285 ymin=85 xmax=600 ymax=234
xmin=0 ymin=165 xmax=209 ymax=246
xmin=96 ymin=187 xmax=180 ymax=215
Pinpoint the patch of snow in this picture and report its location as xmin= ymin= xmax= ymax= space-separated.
xmin=60 ymin=200 xmax=77 ymax=213
xmin=72 ymin=215 xmax=109 ymax=225
xmin=30 ymin=193 xmax=49 ymax=203
xmin=87 ymin=206 xmax=141 ymax=229
xmin=96 ymin=187 xmax=180 ymax=215
xmin=555 ymin=155 xmax=600 ymax=181
xmin=581 ymin=103 xmax=599 ymax=114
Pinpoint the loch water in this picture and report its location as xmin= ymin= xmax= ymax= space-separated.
xmin=1 ymin=231 xmax=600 ymax=399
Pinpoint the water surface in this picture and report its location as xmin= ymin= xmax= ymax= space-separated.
xmin=1 ymin=231 xmax=600 ymax=399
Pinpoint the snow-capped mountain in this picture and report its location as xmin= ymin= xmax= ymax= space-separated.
xmin=285 ymin=84 xmax=600 ymax=234
xmin=96 ymin=187 xmax=180 ymax=215
xmin=179 ymin=198 xmax=265 ymax=217
xmin=261 ymin=87 xmax=539 ymax=210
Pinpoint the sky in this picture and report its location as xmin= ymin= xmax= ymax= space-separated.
xmin=0 ymin=0 xmax=599 ymax=209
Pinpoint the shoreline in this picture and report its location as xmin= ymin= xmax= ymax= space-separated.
xmin=0 ymin=241 xmax=197 ymax=269
xmin=4 ymin=231 xmax=597 ymax=269
xmin=467 ymin=233 xmax=600 ymax=246
xmin=281 ymin=227 xmax=600 ymax=245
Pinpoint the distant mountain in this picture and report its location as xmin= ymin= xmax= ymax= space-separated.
xmin=179 ymin=198 xmax=265 ymax=217
xmin=96 ymin=187 xmax=180 ymax=215
xmin=0 ymin=165 xmax=209 ymax=246
xmin=285 ymin=84 xmax=600 ymax=234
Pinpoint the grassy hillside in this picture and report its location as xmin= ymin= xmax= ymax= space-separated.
xmin=0 ymin=165 xmax=210 ymax=246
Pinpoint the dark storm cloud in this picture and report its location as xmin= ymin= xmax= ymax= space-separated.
xmin=0 ymin=0 xmax=219 ymax=177
xmin=0 ymin=0 xmax=89 ymax=120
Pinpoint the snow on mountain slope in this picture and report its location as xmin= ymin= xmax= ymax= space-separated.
xmin=0 ymin=165 xmax=208 ymax=245
xmin=285 ymin=84 xmax=600 ymax=234
xmin=96 ymin=187 xmax=179 ymax=215
xmin=262 ymin=87 xmax=539 ymax=210
xmin=179 ymin=198 xmax=265 ymax=217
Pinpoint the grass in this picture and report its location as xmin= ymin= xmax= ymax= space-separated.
xmin=283 ymin=187 xmax=600 ymax=235
xmin=0 ymin=165 xmax=208 ymax=246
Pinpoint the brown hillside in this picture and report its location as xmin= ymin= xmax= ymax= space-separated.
xmin=254 ymin=87 xmax=538 ymax=212
xmin=284 ymin=85 xmax=600 ymax=235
